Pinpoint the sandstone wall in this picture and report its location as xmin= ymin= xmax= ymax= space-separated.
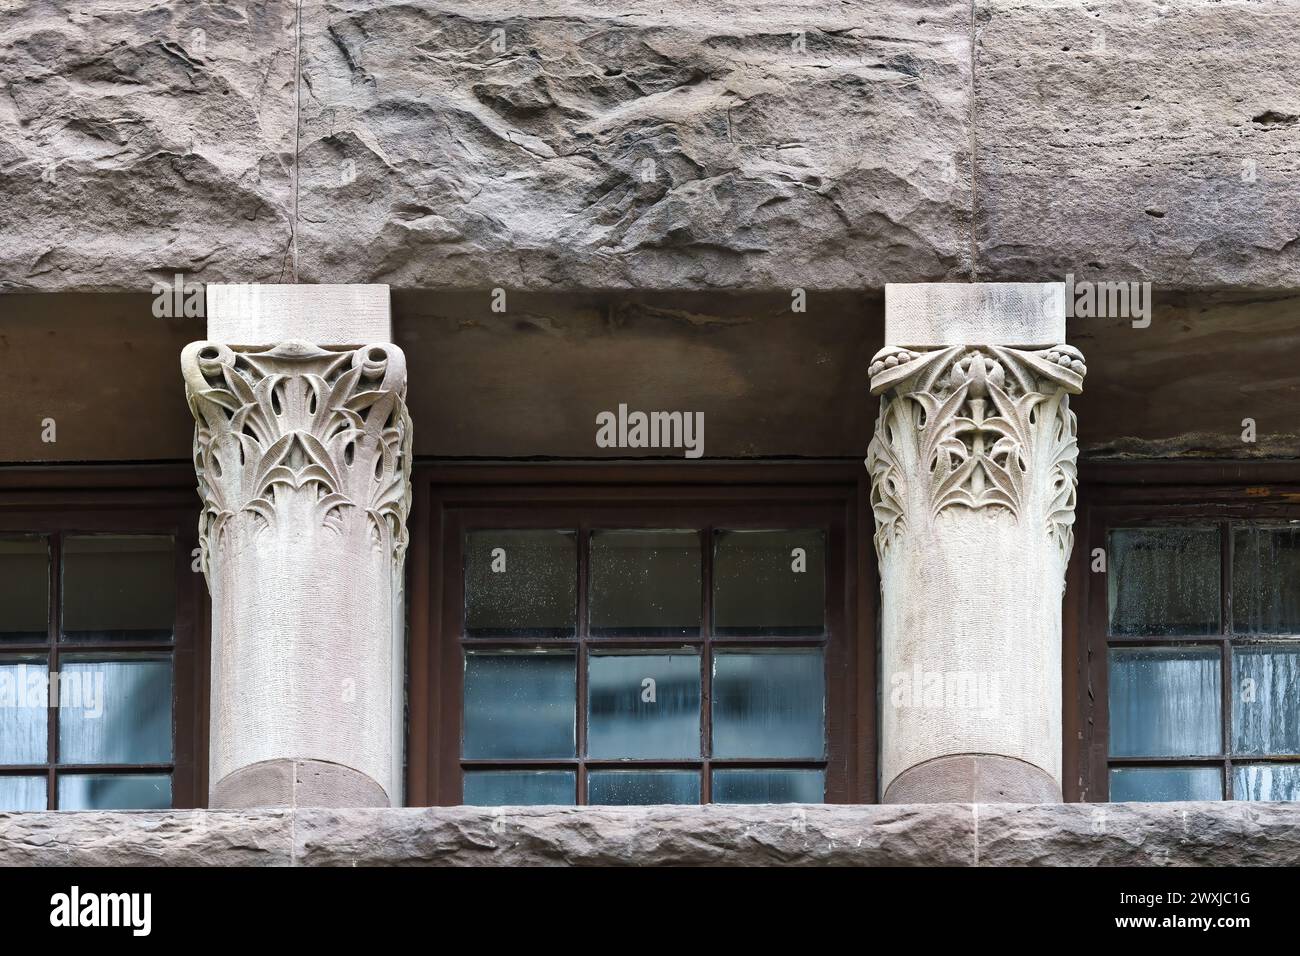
xmin=3 ymin=803 xmax=1300 ymax=865
xmin=2 ymin=0 xmax=1296 ymax=293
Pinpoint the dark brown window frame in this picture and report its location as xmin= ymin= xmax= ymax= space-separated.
xmin=1067 ymin=460 xmax=1300 ymax=803
xmin=407 ymin=462 xmax=877 ymax=806
xmin=0 ymin=465 xmax=209 ymax=808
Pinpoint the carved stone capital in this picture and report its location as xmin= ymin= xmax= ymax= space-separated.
xmin=866 ymin=342 xmax=1086 ymax=569
xmin=181 ymin=340 xmax=412 ymax=579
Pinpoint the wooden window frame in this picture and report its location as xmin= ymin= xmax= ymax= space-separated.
xmin=407 ymin=462 xmax=877 ymax=806
xmin=1067 ymin=460 xmax=1300 ymax=803
xmin=0 ymin=465 xmax=209 ymax=808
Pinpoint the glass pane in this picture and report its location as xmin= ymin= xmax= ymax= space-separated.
xmin=1108 ymin=647 xmax=1221 ymax=757
xmin=463 ymin=770 xmax=575 ymax=806
xmin=0 ymin=537 xmax=48 ymax=642
xmin=589 ymin=530 xmax=700 ymax=637
xmin=587 ymin=770 xmax=699 ymax=805
xmin=0 ymin=775 xmax=46 ymax=810
xmin=713 ymin=530 xmax=825 ymax=636
xmin=57 ymin=773 xmax=171 ymax=810
xmin=1109 ymin=767 xmax=1222 ymax=802
xmin=712 ymin=649 xmax=825 ymax=758
xmin=0 ymin=659 xmax=48 ymax=763
xmin=1108 ymin=527 xmax=1220 ymax=636
xmin=1233 ymin=645 xmax=1300 ymax=755
xmin=62 ymin=536 xmax=175 ymax=642
xmin=463 ymin=652 xmax=575 ymax=759
xmin=58 ymin=658 xmax=172 ymax=765
xmin=1233 ymin=526 xmax=1300 ymax=635
xmin=464 ymin=530 xmax=576 ymax=638
xmin=1234 ymin=764 xmax=1300 ymax=801
xmin=712 ymin=769 xmax=824 ymax=804
xmin=587 ymin=652 xmax=700 ymax=759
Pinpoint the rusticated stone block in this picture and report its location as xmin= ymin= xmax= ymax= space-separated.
xmin=292 ymin=804 xmax=978 ymax=866
xmin=3 ymin=804 xmax=1300 ymax=866
xmin=0 ymin=810 xmax=294 ymax=867
xmin=976 ymin=0 xmax=1300 ymax=290
xmin=296 ymin=0 xmax=973 ymax=291
xmin=0 ymin=0 xmax=297 ymax=292
xmin=977 ymin=802 xmax=1300 ymax=866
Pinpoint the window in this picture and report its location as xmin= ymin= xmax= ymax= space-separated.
xmin=0 ymin=469 xmax=207 ymax=809
xmin=410 ymin=465 xmax=874 ymax=806
xmin=1072 ymin=464 xmax=1300 ymax=802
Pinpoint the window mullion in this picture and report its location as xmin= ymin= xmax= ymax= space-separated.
xmin=47 ymin=531 xmax=61 ymax=810
xmin=701 ymin=524 xmax=713 ymax=805
xmin=1221 ymin=519 xmax=1234 ymax=799
xmin=576 ymin=518 xmax=589 ymax=806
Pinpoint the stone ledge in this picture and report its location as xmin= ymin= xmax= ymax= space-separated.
xmin=3 ymin=802 xmax=1298 ymax=866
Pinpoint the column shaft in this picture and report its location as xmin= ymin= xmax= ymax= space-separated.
xmin=182 ymin=285 xmax=410 ymax=807
xmin=867 ymin=283 xmax=1085 ymax=803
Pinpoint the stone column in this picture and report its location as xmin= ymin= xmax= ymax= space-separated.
xmin=867 ymin=283 xmax=1086 ymax=803
xmin=181 ymin=285 xmax=410 ymax=808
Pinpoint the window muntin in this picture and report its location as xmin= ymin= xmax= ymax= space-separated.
xmin=1103 ymin=520 xmax=1300 ymax=801
xmin=0 ymin=532 xmax=179 ymax=810
xmin=457 ymin=522 xmax=832 ymax=806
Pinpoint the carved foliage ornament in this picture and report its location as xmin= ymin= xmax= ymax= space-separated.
xmin=181 ymin=340 xmax=412 ymax=579
xmin=866 ymin=343 xmax=1086 ymax=564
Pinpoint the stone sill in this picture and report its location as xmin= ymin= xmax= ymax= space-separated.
xmin=3 ymin=803 xmax=1298 ymax=866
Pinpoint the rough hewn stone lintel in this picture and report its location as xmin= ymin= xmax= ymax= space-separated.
xmin=2 ymin=802 xmax=1298 ymax=867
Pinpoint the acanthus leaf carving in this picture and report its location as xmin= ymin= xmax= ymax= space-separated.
xmin=181 ymin=340 xmax=413 ymax=581
xmin=866 ymin=343 xmax=1085 ymax=566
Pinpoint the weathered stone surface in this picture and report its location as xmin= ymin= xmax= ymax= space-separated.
xmin=1072 ymin=292 xmax=1300 ymax=458
xmin=976 ymin=0 xmax=1300 ymax=290
xmin=0 ymin=0 xmax=297 ymax=292
xmin=0 ymin=810 xmax=293 ymax=866
xmin=296 ymin=0 xmax=973 ymax=291
xmin=978 ymin=802 xmax=1300 ymax=866
xmin=3 ymin=803 xmax=1299 ymax=866
xmin=293 ymin=804 xmax=976 ymax=866
xmin=393 ymin=289 xmax=878 ymax=458
xmin=3 ymin=288 xmax=1296 ymax=464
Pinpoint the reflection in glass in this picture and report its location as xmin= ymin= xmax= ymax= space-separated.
xmin=463 ymin=652 xmax=575 ymax=759
xmin=464 ymin=530 xmax=576 ymax=638
xmin=713 ymin=530 xmax=825 ymax=636
xmin=587 ymin=770 xmax=699 ymax=805
xmin=0 ymin=659 xmax=48 ymax=764
xmin=587 ymin=653 xmax=700 ymax=759
xmin=1108 ymin=647 xmax=1221 ymax=757
xmin=58 ymin=658 xmax=172 ymax=765
xmin=712 ymin=769 xmax=824 ymax=804
xmin=1234 ymin=764 xmax=1300 ymax=801
xmin=1107 ymin=528 xmax=1220 ymax=636
xmin=57 ymin=773 xmax=171 ymax=810
xmin=0 ymin=775 xmax=45 ymax=811
xmin=1109 ymin=767 xmax=1222 ymax=802
xmin=463 ymin=770 xmax=575 ymax=806
xmin=1233 ymin=645 xmax=1300 ymax=755
xmin=0 ymin=537 xmax=48 ymax=642
xmin=62 ymin=536 xmax=175 ymax=642
xmin=1233 ymin=526 xmax=1300 ymax=635
xmin=712 ymin=649 xmax=825 ymax=758
xmin=589 ymin=530 xmax=700 ymax=636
